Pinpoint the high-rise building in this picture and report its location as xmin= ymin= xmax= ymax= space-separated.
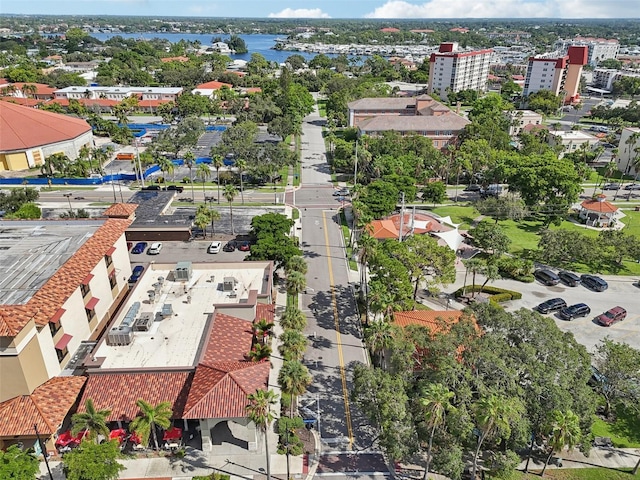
xmin=556 ymin=37 xmax=620 ymax=66
xmin=523 ymin=46 xmax=588 ymax=104
xmin=427 ymin=42 xmax=493 ymax=100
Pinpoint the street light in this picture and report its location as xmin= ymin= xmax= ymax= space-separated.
xmin=34 ymin=423 xmax=54 ymax=480
xmin=63 ymin=193 xmax=73 ymax=211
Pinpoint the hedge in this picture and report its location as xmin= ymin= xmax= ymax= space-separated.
xmin=454 ymin=285 xmax=522 ymax=303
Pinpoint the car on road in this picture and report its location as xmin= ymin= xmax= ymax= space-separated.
xmin=74 ymin=196 xmax=85 ymax=200
xmin=223 ymin=240 xmax=237 ymax=252
xmin=166 ymin=185 xmax=184 ymax=193
xmin=464 ymin=184 xmax=482 ymax=192
xmin=624 ymin=183 xmax=640 ymax=191
xmin=333 ymin=188 xmax=350 ymax=197
xmin=558 ymin=271 xmax=580 ymax=287
xmin=580 ymin=274 xmax=608 ymax=292
xmin=131 ymin=242 xmax=148 ymax=254
xmin=147 ymin=242 xmax=163 ymax=255
xmin=536 ymin=297 xmax=567 ymax=314
xmin=534 ymin=269 xmax=560 ymax=286
xmin=142 ymin=185 xmax=161 ymax=191
xmin=603 ymin=183 xmax=621 ymax=190
xmin=596 ymin=306 xmax=627 ymax=327
xmin=128 ymin=265 xmax=144 ymax=283
xmin=207 ymin=241 xmax=222 ymax=254
xmin=602 ymin=143 xmax=616 ymax=148
xmin=238 ymin=241 xmax=251 ymax=252
xmin=559 ymin=303 xmax=591 ymax=321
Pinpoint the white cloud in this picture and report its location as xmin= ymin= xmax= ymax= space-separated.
xmin=363 ymin=0 xmax=631 ymax=18
xmin=268 ymin=8 xmax=331 ymax=18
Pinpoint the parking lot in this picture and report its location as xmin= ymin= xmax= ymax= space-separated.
xmin=488 ymin=274 xmax=640 ymax=352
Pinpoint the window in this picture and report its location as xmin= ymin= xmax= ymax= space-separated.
xmin=56 ymin=347 xmax=68 ymax=363
xmin=104 ymin=254 xmax=113 ymax=267
xmin=86 ymin=307 xmax=96 ymax=322
xmin=49 ymin=321 xmax=61 ymax=336
xmin=109 ymin=273 xmax=117 ymax=289
xmin=80 ymin=283 xmax=90 ymax=298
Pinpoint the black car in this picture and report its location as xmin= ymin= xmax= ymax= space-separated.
xmin=559 ymin=303 xmax=591 ymax=321
xmin=536 ymin=297 xmax=567 ymax=314
xmin=580 ymin=274 xmax=608 ymax=292
xmin=602 ymin=183 xmax=620 ymax=191
xmin=166 ymin=185 xmax=184 ymax=193
xmin=534 ymin=269 xmax=560 ymax=286
xmin=464 ymin=184 xmax=482 ymax=192
xmin=223 ymin=240 xmax=237 ymax=252
xmin=558 ymin=271 xmax=580 ymax=287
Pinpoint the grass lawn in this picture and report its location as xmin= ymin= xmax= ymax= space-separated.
xmin=430 ymin=205 xmax=479 ymax=230
xmin=505 ymin=468 xmax=639 ymax=479
xmin=591 ymin=404 xmax=640 ymax=448
xmin=619 ymin=209 xmax=640 ymax=237
xmin=317 ymin=99 xmax=327 ymax=117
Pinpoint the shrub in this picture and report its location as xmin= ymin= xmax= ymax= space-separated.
xmin=181 ymin=176 xmax=191 ymax=183
xmin=454 ymin=285 xmax=521 ymax=303
xmin=495 ymin=257 xmax=534 ymax=282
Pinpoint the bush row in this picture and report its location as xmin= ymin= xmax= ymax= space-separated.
xmin=453 ymin=285 xmax=522 ymax=304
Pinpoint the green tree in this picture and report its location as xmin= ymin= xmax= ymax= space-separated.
xmin=129 ymin=400 xmax=173 ymax=451
xmin=223 ymin=184 xmax=238 ymax=235
xmin=365 ymin=320 xmax=394 ymax=369
xmin=285 ymin=255 xmax=308 ymax=275
xmin=279 ymin=329 xmax=308 ymax=361
xmin=197 ymin=162 xmax=211 ymax=197
xmin=157 ymin=157 xmax=175 ymax=183
xmin=280 ymin=306 xmax=307 ymax=331
xmin=208 ymin=208 xmax=221 ymax=236
xmin=419 ymin=383 xmax=455 ymax=480
xmin=358 ymin=180 xmax=399 ymax=219
xmin=71 ymin=399 xmax=111 ymax=443
xmin=540 ymin=410 xmax=581 ymax=476
xmin=593 ymin=339 xmax=640 ymax=417
xmin=5 ymin=202 xmax=41 ymax=219
xmin=470 ymin=221 xmax=511 ymax=256
xmin=184 ymin=150 xmax=196 ymax=201
xmin=62 ymin=440 xmax=124 ymax=480
xmin=194 ymin=207 xmax=211 ymax=239
xmin=246 ymin=389 xmax=278 ymax=480
xmin=475 ymin=195 xmax=528 ymax=224
xmin=0 ymin=444 xmax=38 ymax=479
xmin=278 ymin=360 xmax=312 ymax=417
xmin=421 ymin=181 xmax=447 ymax=205
xmin=285 ymin=270 xmax=307 ymax=298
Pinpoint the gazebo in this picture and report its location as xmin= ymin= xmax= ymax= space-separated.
xmin=579 ymin=194 xmax=619 ymax=227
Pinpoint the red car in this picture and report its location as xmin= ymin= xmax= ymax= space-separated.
xmin=596 ymin=306 xmax=627 ymax=327
xmin=238 ymin=241 xmax=251 ymax=252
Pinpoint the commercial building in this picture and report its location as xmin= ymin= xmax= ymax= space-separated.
xmin=549 ymin=130 xmax=599 ymax=157
xmin=0 ymin=218 xmax=132 ymax=449
xmin=592 ymin=68 xmax=640 ymax=92
xmin=508 ymin=110 xmax=544 ymax=136
xmin=427 ymin=42 xmax=493 ymax=99
xmin=347 ymin=94 xmax=469 ymax=150
xmin=617 ymin=127 xmax=640 ymax=178
xmin=523 ymin=46 xmax=588 ymax=104
xmin=556 ymin=37 xmax=620 ymax=66
xmin=0 ymin=101 xmax=93 ymax=171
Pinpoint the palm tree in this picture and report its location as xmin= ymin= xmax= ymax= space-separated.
xmin=213 ymin=155 xmax=224 ymax=205
xmin=129 ymin=399 xmax=173 ymax=451
xmin=158 ymin=157 xmax=175 ymax=183
xmin=419 ymin=384 xmax=455 ymax=480
xmin=223 ymin=184 xmax=238 ymax=235
xmin=78 ymin=145 xmax=92 ymax=174
xmin=285 ymin=271 xmax=306 ymax=299
xmin=278 ymin=329 xmax=308 ymax=361
xmin=246 ymin=389 xmax=278 ymax=480
xmin=71 ymin=399 xmax=111 ymax=443
xmin=184 ymin=150 xmax=195 ymax=201
xmin=248 ymin=343 xmax=272 ymax=362
xmin=471 ymin=395 xmax=521 ymax=480
xmin=364 ymin=320 xmax=393 ymax=369
xmin=280 ymin=306 xmax=307 ymax=331
xmin=208 ymin=208 xmax=221 ymax=236
xmin=285 ymin=255 xmax=308 ymax=275
xmin=477 ymin=262 xmax=501 ymax=297
xmin=462 ymin=258 xmax=485 ymax=297
xmin=540 ymin=410 xmax=581 ymax=476
xmin=194 ymin=210 xmax=210 ymax=239
xmin=253 ymin=318 xmax=275 ymax=345
xmin=278 ymin=359 xmax=312 ymax=418
xmin=236 ymin=158 xmax=247 ymax=205
xmin=358 ymin=233 xmax=377 ymax=324
xmin=197 ymin=162 xmax=211 ymax=198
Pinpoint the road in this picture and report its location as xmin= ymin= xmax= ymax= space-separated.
xmin=293 ymin=102 xmax=388 ymax=477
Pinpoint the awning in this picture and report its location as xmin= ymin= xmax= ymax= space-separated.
xmin=82 ymin=273 xmax=94 ymax=285
xmin=55 ymin=333 xmax=72 ymax=350
xmin=105 ymin=246 xmax=116 ymax=256
xmin=49 ymin=308 xmax=66 ymax=324
xmin=85 ymin=297 xmax=99 ymax=310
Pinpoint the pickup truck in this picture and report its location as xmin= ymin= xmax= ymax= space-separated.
xmin=166 ymin=185 xmax=184 ymax=193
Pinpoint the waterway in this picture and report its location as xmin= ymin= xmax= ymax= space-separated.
xmin=89 ymin=32 xmax=323 ymax=63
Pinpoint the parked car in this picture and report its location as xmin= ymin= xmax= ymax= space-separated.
xmin=602 ymin=143 xmax=616 ymax=148
xmin=580 ymin=274 xmax=608 ymax=292
xmin=128 ymin=265 xmax=144 ymax=283
xmin=624 ymin=183 xmax=640 ymax=191
xmin=147 ymin=242 xmax=163 ymax=255
xmin=603 ymin=183 xmax=621 ymax=190
xmin=559 ymin=303 xmax=591 ymax=321
xmin=464 ymin=184 xmax=482 ymax=192
xmin=131 ymin=242 xmax=148 ymax=254
xmin=534 ymin=269 xmax=560 ymax=286
xmin=207 ymin=241 xmax=222 ymax=254
xmin=223 ymin=240 xmax=237 ymax=252
xmin=596 ymin=306 xmax=627 ymax=327
xmin=333 ymin=188 xmax=350 ymax=197
xmin=238 ymin=241 xmax=251 ymax=252
xmin=536 ymin=297 xmax=567 ymax=314
xmin=480 ymin=184 xmax=503 ymax=198
xmin=166 ymin=185 xmax=184 ymax=193
xmin=142 ymin=185 xmax=161 ymax=191
xmin=558 ymin=271 xmax=580 ymax=287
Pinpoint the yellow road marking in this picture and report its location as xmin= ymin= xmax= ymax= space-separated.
xmin=322 ymin=210 xmax=354 ymax=448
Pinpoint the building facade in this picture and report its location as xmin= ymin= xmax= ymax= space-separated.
xmin=556 ymin=37 xmax=620 ymax=66
xmin=427 ymin=42 xmax=493 ymax=99
xmin=617 ymin=127 xmax=640 ymax=178
xmin=523 ymin=46 xmax=588 ymax=104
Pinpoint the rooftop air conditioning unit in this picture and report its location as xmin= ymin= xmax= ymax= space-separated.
xmin=106 ymin=326 xmax=133 ymax=346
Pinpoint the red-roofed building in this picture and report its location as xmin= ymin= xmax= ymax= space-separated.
xmin=579 ymin=195 xmax=619 ymax=227
xmin=161 ymin=56 xmax=190 ymax=63
xmin=380 ymin=27 xmax=400 ymax=33
xmin=0 ymin=101 xmax=93 ymax=171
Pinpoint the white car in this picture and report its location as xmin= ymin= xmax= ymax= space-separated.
xmin=207 ymin=241 xmax=222 ymax=254
xmin=147 ymin=242 xmax=163 ymax=255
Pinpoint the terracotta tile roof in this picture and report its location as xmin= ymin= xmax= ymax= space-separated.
xmin=393 ymin=310 xmax=464 ymax=332
xmin=102 ymin=203 xmax=138 ymax=218
xmin=0 ymin=96 xmax=43 ymax=107
xmin=201 ymin=312 xmax=254 ymax=365
xmin=78 ymin=371 xmax=193 ymax=422
xmin=12 ymin=82 xmax=57 ymax=96
xmin=160 ymin=56 xmax=189 ymax=63
xmin=367 ymin=212 xmax=448 ymax=240
xmin=0 ymin=101 xmax=92 ymax=152
xmin=183 ymin=361 xmax=269 ymax=419
xmin=138 ymin=99 xmax=174 ymax=107
xmin=580 ymin=198 xmax=618 ymax=213
xmin=0 ymin=376 xmax=86 ymax=437
xmin=195 ymin=81 xmax=233 ymax=90
xmin=52 ymin=98 xmax=119 ymax=107
xmin=0 ymin=218 xmax=132 ymax=337
xmin=256 ymin=303 xmax=275 ymax=324
xmin=358 ymin=114 xmax=469 ymax=133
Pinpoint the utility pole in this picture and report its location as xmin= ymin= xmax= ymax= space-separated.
xmin=34 ymin=424 xmax=54 ymax=480
xmin=134 ymin=139 xmax=145 ymax=187
xmin=398 ymin=191 xmax=405 ymax=242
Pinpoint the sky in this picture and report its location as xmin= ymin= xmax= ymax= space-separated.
xmin=4 ymin=0 xmax=640 ymax=19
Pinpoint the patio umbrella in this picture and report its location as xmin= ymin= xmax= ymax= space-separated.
xmin=109 ymin=429 xmax=126 ymax=443
xmin=55 ymin=431 xmax=75 ymax=448
xmin=129 ymin=432 xmax=142 ymax=445
xmin=162 ymin=426 xmax=182 ymax=441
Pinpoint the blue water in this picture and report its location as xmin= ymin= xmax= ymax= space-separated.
xmin=88 ymin=32 xmax=324 ymax=63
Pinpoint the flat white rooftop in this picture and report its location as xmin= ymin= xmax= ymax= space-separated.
xmin=550 ymin=130 xmax=598 ymax=141
xmin=91 ymin=261 xmax=271 ymax=370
